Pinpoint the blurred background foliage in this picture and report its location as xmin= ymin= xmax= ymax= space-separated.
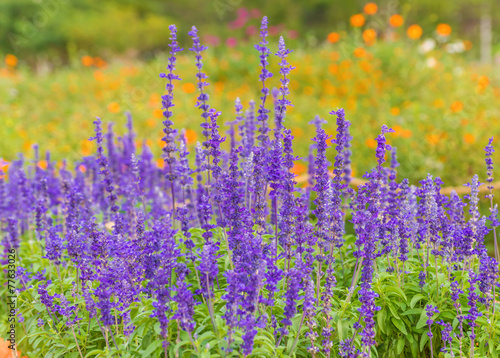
xmin=0 ymin=0 xmax=499 ymax=191
xmin=0 ymin=0 xmax=499 ymax=62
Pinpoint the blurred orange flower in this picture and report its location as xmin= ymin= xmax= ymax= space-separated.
xmin=350 ymin=14 xmax=365 ymax=27
xmin=477 ymin=75 xmax=489 ymax=91
xmin=390 ymin=107 xmax=400 ymax=116
xmin=291 ymin=162 xmax=306 ymax=175
xmin=363 ymin=3 xmax=378 ymax=15
xmin=81 ymin=55 xmax=94 ymax=67
xmin=407 ymin=24 xmax=423 ymax=39
xmin=5 ymin=54 xmax=18 ymax=67
xmin=156 ymin=158 xmax=165 ymax=168
xmin=362 ymin=29 xmax=377 ymax=45
xmin=153 ymin=108 xmax=163 ymax=119
xmin=464 ymin=133 xmax=475 ymax=144
xmin=426 ymin=133 xmax=440 ymax=145
xmin=37 ymin=160 xmax=47 ymax=170
xmin=353 ymin=48 xmax=367 ymax=58
xmin=182 ymin=83 xmax=196 ymax=94
xmin=93 ymin=57 xmax=107 ymax=68
xmin=450 ymin=101 xmax=463 ymax=113
xmin=327 ymin=32 xmax=341 ymax=44
xmin=108 ymin=102 xmax=120 ymax=113
xmin=185 ymin=129 xmax=197 ymax=144
xmin=389 ymin=14 xmax=404 ymax=27
xmin=365 ymin=138 xmax=377 ymax=148
xmin=436 ymin=23 xmax=451 ymax=36
xmin=81 ymin=140 xmax=92 ymax=156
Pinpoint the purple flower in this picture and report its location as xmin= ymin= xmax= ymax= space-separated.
xmin=254 ymin=16 xmax=273 ymax=145
xmin=425 ymin=304 xmax=439 ymax=338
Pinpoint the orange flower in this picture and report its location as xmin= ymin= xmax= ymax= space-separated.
xmin=450 ymin=101 xmax=463 ymax=113
xmin=477 ymin=75 xmax=489 ymax=91
xmin=327 ymin=32 xmax=340 ymax=44
xmin=37 ymin=160 xmax=48 ymax=170
xmin=389 ymin=14 xmax=404 ymax=27
xmin=182 ymin=83 xmax=196 ymax=94
xmin=108 ymin=102 xmax=120 ymax=113
xmin=362 ymin=29 xmax=377 ymax=45
xmin=156 ymin=158 xmax=165 ymax=168
xmin=363 ymin=3 xmax=378 ymax=15
xmin=464 ymin=133 xmax=475 ymax=144
xmin=436 ymin=23 xmax=451 ymax=36
xmin=184 ymin=129 xmax=197 ymax=144
xmin=401 ymin=129 xmax=412 ymax=138
xmin=81 ymin=55 xmax=94 ymax=67
xmin=93 ymin=70 xmax=105 ymax=81
xmin=153 ymin=108 xmax=163 ymax=119
xmin=390 ymin=107 xmax=400 ymax=116
xmin=365 ymin=138 xmax=377 ymax=148
xmin=426 ymin=133 xmax=440 ymax=145
xmin=407 ymin=24 xmax=423 ymax=39
xmin=81 ymin=140 xmax=93 ymax=156
xmin=93 ymin=57 xmax=107 ymax=68
xmin=5 ymin=54 xmax=18 ymax=67
xmin=353 ymin=48 xmax=366 ymax=58
xmin=291 ymin=162 xmax=306 ymax=176
xmin=350 ymin=14 xmax=365 ymax=27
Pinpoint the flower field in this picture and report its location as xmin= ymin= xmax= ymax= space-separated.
xmin=1 ymin=8 xmax=499 ymax=188
xmin=1 ymin=8 xmax=500 ymax=358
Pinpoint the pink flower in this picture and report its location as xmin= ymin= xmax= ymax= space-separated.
xmin=246 ymin=25 xmax=258 ymax=37
xmin=226 ymin=37 xmax=238 ymax=47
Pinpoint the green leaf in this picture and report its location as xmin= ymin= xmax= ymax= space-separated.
xmin=396 ymin=337 xmax=405 ymax=355
xmin=141 ymin=339 xmax=163 ymax=358
xmin=385 ymin=285 xmax=407 ymax=301
xmin=410 ymin=336 xmax=418 ymax=357
xmin=391 ymin=318 xmax=408 ymax=335
xmin=387 ymin=302 xmax=401 ymax=319
xmin=415 ymin=310 xmax=428 ymax=330
xmin=410 ymin=294 xmax=425 ymax=309
xmin=402 ymin=308 xmax=423 ymax=316
xmin=337 ymin=319 xmax=344 ymax=341
xmin=377 ymin=309 xmax=386 ymax=334
xmin=419 ymin=333 xmax=429 ymax=352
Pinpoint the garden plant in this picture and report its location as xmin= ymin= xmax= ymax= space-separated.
xmin=1 ymin=17 xmax=499 ymax=358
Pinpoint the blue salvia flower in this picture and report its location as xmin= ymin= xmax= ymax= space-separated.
xmin=425 ymin=304 xmax=440 ymax=358
xmin=254 ymin=16 xmax=273 ymax=146
xmin=330 ymin=108 xmax=351 ymax=248
xmin=436 ymin=320 xmax=453 ymax=355
xmin=312 ymin=125 xmax=332 ymax=248
xmin=189 ymin=25 xmax=211 ymax=169
xmin=465 ymin=271 xmax=482 ymax=355
xmin=90 ymin=118 xmax=119 ymax=214
xmin=274 ymin=36 xmax=295 ymax=130
xmin=159 ymin=25 xmax=183 ymax=209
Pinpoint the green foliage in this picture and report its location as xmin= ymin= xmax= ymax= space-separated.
xmin=2 ymin=228 xmax=500 ymax=357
